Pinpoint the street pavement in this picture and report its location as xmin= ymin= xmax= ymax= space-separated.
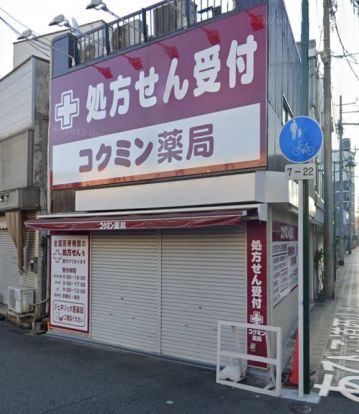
xmin=1 ymin=252 xmax=359 ymax=413
xmin=313 ymin=248 xmax=359 ymax=403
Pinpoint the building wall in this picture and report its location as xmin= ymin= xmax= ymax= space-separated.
xmin=50 ymin=2 xmax=270 ymax=212
xmin=0 ymin=56 xmax=49 ymax=210
xmin=13 ymin=21 xmax=106 ymax=70
xmin=270 ymin=207 xmax=298 ymax=341
xmin=33 ymin=58 xmax=49 ymax=212
xmin=0 ymin=130 xmax=32 ymax=191
xmin=44 ymin=1 xmax=314 ymax=362
xmin=267 ymin=0 xmax=301 ymax=172
xmin=0 ymin=60 xmax=33 ymax=140
xmin=0 ymin=56 xmax=50 ymax=311
xmin=0 ymin=213 xmax=38 ymax=305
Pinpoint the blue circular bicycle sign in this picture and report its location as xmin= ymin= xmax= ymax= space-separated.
xmin=279 ymin=116 xmax=323 ymax=163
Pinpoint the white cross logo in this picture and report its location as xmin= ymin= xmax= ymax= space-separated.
xmin=250 ymin=311 xmax=263 ymax=325
xmin=55 ymin=90 xmax=80 ymax=130
xmin=53 ymin=249 xmax=62 ymax=263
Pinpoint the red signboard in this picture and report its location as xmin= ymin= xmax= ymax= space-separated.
xmin=272 ymin=221 xmax=298 ymax=242
xmin=50 ymin=5 xmax=267 ymax=189
xmin=25 ymin=209 xmax=244 ymax=231
xmin=247 ymin=220 xmax=267 ymax=367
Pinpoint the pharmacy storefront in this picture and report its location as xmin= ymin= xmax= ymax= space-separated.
xmin=28 ymin=212 xmax=272 ymax=365
xmin=24 ymin=4 xmax=291 ymax=366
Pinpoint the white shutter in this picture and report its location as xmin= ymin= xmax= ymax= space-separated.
xmin=161 ymin=226 xmax=246 ymax=364
xmin=91 ymin=232 xmax=161 ymax=352
xmin=0 ymin=230 xmax=21 ymax=305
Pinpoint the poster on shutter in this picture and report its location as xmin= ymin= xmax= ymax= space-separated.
xmin=50 ymin=234 xmax=90 ymax=333
xmin=272 ymin=222 xmax=298 ymax=307
xmin=247 ymin=221 xmax=267 ymax=368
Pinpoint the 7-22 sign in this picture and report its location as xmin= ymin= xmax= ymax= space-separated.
xmin=285 ymin=163 xmax=316 ymax=180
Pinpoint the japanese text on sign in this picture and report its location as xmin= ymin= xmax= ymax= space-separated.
xmin=247 ymin=221 xmax=267 ymax=367
xmin=79 ymin=123 xmax=214 ymax=174
xmin=55 ymin=36 xmax=258 ymax=130
xmin=51 ymin=235 xmax=90 ymax=333
xmin=50 ymin=5 xmax=267 ymax=189
xmin=272 ymin=222 xmax=298 ymax=307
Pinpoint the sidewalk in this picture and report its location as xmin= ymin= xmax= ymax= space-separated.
xmin=0 ymin=253 xmax=358 ymax=413
xmin=1 ymin=316 xmax=358 ymax=414
xmin=310 ymin=247 xmax=359 ymax=395
xmin=0 ymin=319 xmax=303 ymax=414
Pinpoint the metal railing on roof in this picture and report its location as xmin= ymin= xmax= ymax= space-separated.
xmin=74 ymin=0 xmax=239 ymax=65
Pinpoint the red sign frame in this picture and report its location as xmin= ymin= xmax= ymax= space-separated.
xmin=247 ymin=220 xmax=267 ymax=367
xmin=50 ymin=5 xmax=267 ymax=190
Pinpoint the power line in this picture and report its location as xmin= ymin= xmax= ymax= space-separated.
xmin=0 ymin=11 xmax=76 ymax=67
xmin=332 ymin=9 xmax=359 ymax=81
xmin=0 ymin=7 xmax=54 ymax=49
xmin=0 ymin=5 xmax=51 ymax=55
xmin=0 ymin=14 xmax=50 ymax=55
xmin=333 ymin=52 xmax=359 ymax=57
xmin=0 ymin=5 xmax=30 ymax=31
xmin=333 ymin=18 xmax=358 ymax=64
xmin=0 ymin=14 xmax=19 ymax=36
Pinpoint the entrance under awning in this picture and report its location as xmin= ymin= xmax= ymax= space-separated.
xmin=25 ymin=209 xmax=249 ymax=232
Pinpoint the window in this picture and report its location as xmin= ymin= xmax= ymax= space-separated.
xmin=282 ymin=97 xmax=293 ymax=125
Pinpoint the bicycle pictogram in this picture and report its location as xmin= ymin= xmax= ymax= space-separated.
xmin=292 ymin=142 xmax=315 ymax=156
xmin=290 ymin=119 xmax=314 ymax=156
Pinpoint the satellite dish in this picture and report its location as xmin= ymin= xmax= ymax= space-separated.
xmin=71 ymin=18 xmax=82 ymax=35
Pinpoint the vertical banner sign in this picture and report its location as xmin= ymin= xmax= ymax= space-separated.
xmin=50 ymin=234 xmax=90 ymax=333
xmin=272 ymin=222 xmax=298 ymax=307
xmin=247 ymin=221 xmax=267 ymax=367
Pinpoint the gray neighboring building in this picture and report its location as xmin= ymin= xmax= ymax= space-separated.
xmin=0 ymin=20 xmax=103 ymax=315
xmin=0 ymin=56 xmax=49 ymax=309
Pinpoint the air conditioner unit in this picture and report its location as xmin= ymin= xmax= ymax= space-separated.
xmin=154 ymin=0 xmax=197 ymax=37
xmin=78 ymin=38 xmax=104 ymax=64
xmin=111 ymin=19 xmax=142 ymax=52
xmin=8 ymin=287 xmax=34 ymax=314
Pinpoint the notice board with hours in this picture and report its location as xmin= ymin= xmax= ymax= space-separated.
xmin=50 ymin=234 xmax=90 ymax=333
xmin=272 ymin=222 xmax=298 ymax=307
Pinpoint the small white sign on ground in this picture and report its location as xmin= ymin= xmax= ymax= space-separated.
xmin=285 ymin=163 xmax=316 ymax=180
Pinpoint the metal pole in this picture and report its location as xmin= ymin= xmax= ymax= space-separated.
xmin=333 ymin=162 xmax=337 ymax=281
xmin=338 ymin=95 xmax=345 ymax=265
xmin=322 ymin=0 xmax=335 ymax=296
xmin=300 ymin=0 xmax=310 ymax=395
xmin=298 ymin=180 xmax=304 ymax=398
xmin=348 ymin=176 xmax=352 ymax=255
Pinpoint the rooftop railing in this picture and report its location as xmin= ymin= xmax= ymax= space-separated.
xmin=52 ymin=0 xmax=266 ymax=75
xmin=74 ymin=0 xmax=238 ymax=65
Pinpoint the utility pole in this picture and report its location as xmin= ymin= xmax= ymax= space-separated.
xmin=348 ymin=171 xmax=352 ymax=255
xmin=300 ymin=0 xmax=310 ymax=396
xmin=337 ymin=112 xmax=359 ymax=259
xmin=322 ymin=0 xmax=335 ymax=298
xmin=338 ymin=95 xmax=345 ymax=265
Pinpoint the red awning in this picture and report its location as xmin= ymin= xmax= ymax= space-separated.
xmin=25 ymin=210 xmax=245 ymax=232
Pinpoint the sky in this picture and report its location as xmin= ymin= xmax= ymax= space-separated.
xmin=0 ymin=0 xmax=358 ymax=200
